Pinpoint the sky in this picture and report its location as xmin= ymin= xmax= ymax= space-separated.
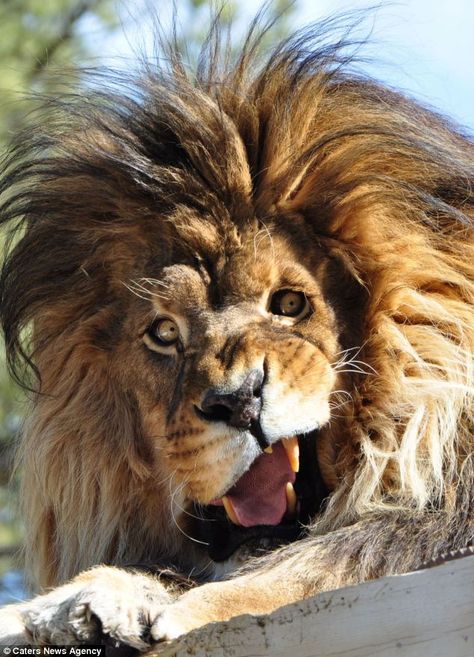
xmin=295 ymin=0 xmax=474 ymax=131
xmin=90 ymin=0 xmax=474 ymax=132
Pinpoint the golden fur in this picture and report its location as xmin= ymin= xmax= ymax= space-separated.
xmin=0 ymin=11 xmax=473 ymax=646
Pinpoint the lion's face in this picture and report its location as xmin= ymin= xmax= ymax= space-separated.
xmin=112 ymin=223 xmax=342 ymax=530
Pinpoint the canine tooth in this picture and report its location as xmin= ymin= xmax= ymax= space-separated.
xmin=264 ymin=446 xmax=273 ymax=454
xmin=286 ymin=482 xmax=297 ymax=516
xmin=283 ymin=436 xmax=299 ymax=472
xmin=222 ymin=496 xmax=241 ymax=526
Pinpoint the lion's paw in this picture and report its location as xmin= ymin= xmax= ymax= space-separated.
xmin=150 ymin=585 xmax=229 ymax=643
xmin=150 ymin=605 xmax=197 ymax=643
xmin=24 ymin=588 xmax=144 ymax=648
xmin=22 ymin=567 xmax=172 ymax=650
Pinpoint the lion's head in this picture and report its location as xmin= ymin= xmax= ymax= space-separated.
xmin=1 ymin=17 xmax=473 ymax=590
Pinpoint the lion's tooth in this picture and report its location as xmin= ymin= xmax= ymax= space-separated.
xmin=222 ymin=496 xmax=241 ymax=526
xmin=283 ymin=436 xmax=299 ymax=472
xmin=286 ymin=482 xmax=297 ymax=516
xmin=264 ymin=446 xmax=273 ymax=454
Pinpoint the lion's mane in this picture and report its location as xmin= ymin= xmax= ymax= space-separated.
xmin=1 ymin=15 xmax=473 ymax=590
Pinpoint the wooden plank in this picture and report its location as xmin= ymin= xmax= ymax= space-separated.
xmin=151 ymin=554 xmax=474 ymax=657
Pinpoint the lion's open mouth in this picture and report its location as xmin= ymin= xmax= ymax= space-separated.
xmin=191 ymin=431 xmax=327 ymax=562
xmin=209 ymin=437 xmax=299 ymax=527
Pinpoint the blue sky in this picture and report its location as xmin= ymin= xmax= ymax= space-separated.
xmin=93 ymin=1 xmax=474 ymax=132
xmin=295 ymin=0 xmax=474 ymax=131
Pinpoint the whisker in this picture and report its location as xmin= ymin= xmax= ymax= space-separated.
xmin=331 ymin=342 xmax=377 ymax=378
xmin=168 ymin=474 xmax=210 ymax=546
xmin=138 ymin=277 xmax=171 ymax=289
xmin=330 ymin=389 xmax=353 ymax=399
xmin=188 ymin=558 xmax=216 ymax=580
xmin=334 ymin=359 xmax=377 ymax=374
xmin=253 ymin=222 xmax=274 ymax=260
xmin=334 ymin=367 xmax=375 ymax=376
xmin=122 ymin=278 xmax=171 ymax=302
xmin=334 ymin=345 xmax=363 ymax=358
xmin=172 ymin=497 xmax=218 ymax=523
xmin=121 ymin=281 xmax=153 ymax=302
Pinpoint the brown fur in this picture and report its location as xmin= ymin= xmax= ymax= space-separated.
xmin=1 ymin=11 xmax=473 ymax=644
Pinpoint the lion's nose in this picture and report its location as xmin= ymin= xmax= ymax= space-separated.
xmin=199 ymin=369 xmax=264 ymax=429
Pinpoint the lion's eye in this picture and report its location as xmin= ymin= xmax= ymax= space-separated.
xmin=270 ymin=290 xmax=309 ymax=318
xmin=148 ymin=318 xmax=180 ymax=346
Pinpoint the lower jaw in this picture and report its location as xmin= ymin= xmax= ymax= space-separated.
xmin=189 ymin=431 xmax=329 ymax=562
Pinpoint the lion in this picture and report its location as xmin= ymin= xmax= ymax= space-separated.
xmin=0 ymin=11 xmax=473 ymax=650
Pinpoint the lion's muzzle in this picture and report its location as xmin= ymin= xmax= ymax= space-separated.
xmin=196 ymin=368 xmax=270 ymax=451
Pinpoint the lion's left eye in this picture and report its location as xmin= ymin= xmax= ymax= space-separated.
xmin=270 ymin=290 xmax=310 ymax=318
xmin=148 ymin=318 xmax=180 ymax=346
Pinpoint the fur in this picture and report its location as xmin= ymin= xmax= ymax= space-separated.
xmin=0 ymin=10 xmax=473 ymax=646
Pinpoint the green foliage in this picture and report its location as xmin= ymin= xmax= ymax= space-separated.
xmin=0 ymin=0 xmax=120 ymax=146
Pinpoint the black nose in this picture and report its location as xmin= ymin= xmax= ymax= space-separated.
xmin=199 ymin=369 xmax=264 ymax=429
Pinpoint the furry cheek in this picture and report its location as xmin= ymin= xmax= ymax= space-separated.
xmin=260 ymin=343 xmax=336 ymax=440
xmin=155 ymin=416 xmax=261 ymax=505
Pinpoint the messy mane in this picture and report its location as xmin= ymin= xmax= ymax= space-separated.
xmin=1 ymin=13 xmax=473 ymax=589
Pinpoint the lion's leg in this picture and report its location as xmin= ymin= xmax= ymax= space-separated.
xmin=0 ymin=565 xmax=184 ymax=649
xmin=150 ymin=572 xmax=303 ymax=641
xmin=151 ymin=511 xmax=470 ymax=640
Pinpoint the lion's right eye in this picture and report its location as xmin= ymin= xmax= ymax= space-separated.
xmin=270 ymin=289 xmax=310 ymax=319
xmin=147 ymin=317 xmax=180 ymax=347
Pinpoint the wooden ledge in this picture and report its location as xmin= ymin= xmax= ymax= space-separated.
xmin=149 ymin=554 xmax=474 ymax=657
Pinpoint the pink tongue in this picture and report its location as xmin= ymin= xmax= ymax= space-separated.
xmin=215 ymin=441 xmax=296 ymax=527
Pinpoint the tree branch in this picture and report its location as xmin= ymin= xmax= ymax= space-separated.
xmin=30 ymin=0 xmax=102 ymax=79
